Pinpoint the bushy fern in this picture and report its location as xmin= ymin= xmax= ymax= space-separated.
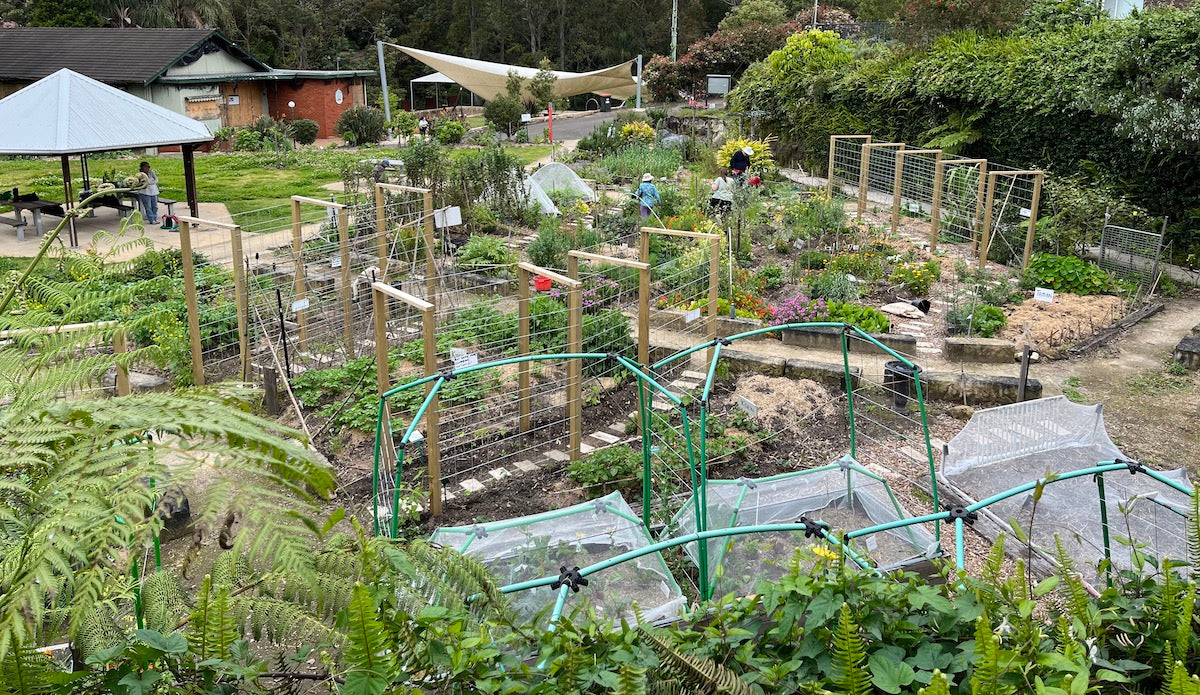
xmin=190 ymin=576 xmax=238 ymax=661
xmin=920 ymin=669 xmax=952 ymax=695
xmin=643 ymin=631 xmax=753 ymax=695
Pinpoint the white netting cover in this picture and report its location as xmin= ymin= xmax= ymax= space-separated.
xmin=523 ymin=178 xmax=559 ymax=215
xmin=529 ymin=162 xmax=597 ymax=203
xmin=942 ymin=396 xmax=1193 ymax=581
xmin=666 ymin=458 xmax=937 ymax=597
xmin=430 ymin=492 xmax=686 ymax=625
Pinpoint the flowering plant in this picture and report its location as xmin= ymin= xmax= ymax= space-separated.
xmin=767 ymin=295 xmax=829 ymax=326
xmin=889 ymin=259 xmax=941 ymax=296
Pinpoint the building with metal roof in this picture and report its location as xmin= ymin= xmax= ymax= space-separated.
xmin=0 ymin=28 xmax=375 ymax=139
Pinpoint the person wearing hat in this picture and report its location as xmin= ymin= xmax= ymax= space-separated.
xmin=730 ymin=145 xmax=753 ymax=183
xmin=372 ymin=159 xmax=391 ymax=183
xmin=636 ymin=173 xmax=661 ymax=220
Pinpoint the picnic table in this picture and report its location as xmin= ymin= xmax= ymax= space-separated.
xmin=11 ymin=199 xmax=64 ymax=236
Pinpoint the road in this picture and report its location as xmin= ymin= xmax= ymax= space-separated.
xmin=524 ymin=109 xmax=620 ymax=144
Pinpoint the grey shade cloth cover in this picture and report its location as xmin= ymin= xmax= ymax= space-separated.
xmin=0 ymin=68 xmax=213 ymax=155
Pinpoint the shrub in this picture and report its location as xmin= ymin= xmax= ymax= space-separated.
xmin=455 ymin=235 xmax=517 ymax=274
xmin=808 ymin=271 xmax=860 ymax=302
xmin=527 ymin=223 xmax=575 ymax=270
xmin=620 ymin=121 xmax=655 ymax=145
xmin=946 ymin=303 xmax=1007 ymax=337
xmin=826 ymin=250 xmax=885 ymax=280
xmin=390 ymin=110 xmax=419 ymax=137
xmin=756 ymin=264 xmax=785 ymax=291
xmin=576 ymin=121 xmax=624 ymax=155
xmin=895 ymin=0 xmax=1027 ymax=45
xmin=715 ymin=137 xmax=777 ymax=177
xmin=335 ymin=106 xmax=388 ymax=145
xmin=290 ymin=118 xmax=320 ymax=145
xmin=825 ymin=302 xmax=890 ymax=333
xmin=434 ymin=119 xmax=467 ymax=145
xmin=719 ymin=0 xmax=788 ymax=30
xmin=566 ymin=446 xmax=642 ymax=494
xmin=794 ymin=250 xmax=831 ymax=270
xmin=889 ymin=260 xmax=941 ymax=296
xmin=1022 ymin=254 xmax=1112 ymax=295
xmin=469 ymin=203 xmax=501 ymax=234
xmin=483 ymin=94 xmax=523 ymax=137
xmin=233 ymin=129 xmax=263 ymax=151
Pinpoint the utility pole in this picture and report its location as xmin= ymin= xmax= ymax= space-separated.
xmin=671 ymin=0 xmax=678 ymax=61
xmin=635 ymin=54 xmax=643 ymax=109
xmin=377 ymin=41 xmax=391 ymax=124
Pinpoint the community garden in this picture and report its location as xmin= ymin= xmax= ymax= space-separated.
xmin=2 ymin=9 xmax=1200 ymax=691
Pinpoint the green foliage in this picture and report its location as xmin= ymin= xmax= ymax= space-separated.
xmin=335 ymin=107 xmax=388 ymax=146
xmin=577 ymin=120 xmax=625 ymax=155
xmin=389 ymin=110 xmax=419 ymax=137
xmin=1022 ymin=254 xmax=1112 ymax=295
xmin=484 ymin=94 xmax=524 ymax=137
xmin=895 ymin=0 xmax=1028 ymax=45
xmin=809 ymin=271 xmax=861 ymax=302
xmin=833 ymin=603 xmax=872 ymax=695
xmin=946 ymin=303 xmax=1007 ymax=337
xmin=456 ymin=234 xmax=518 ymax=274
xmin=529 ymin=58 xmax=559 ymax=112
xmin=827 ymin=250 xmax=886 ymax=280
xmin=826 ymin=302 xmax=891 ymax=333
xmin=598 ymin=144 xmax=683 ymax=180
xmin=449 ymin=146 xmax=528 ymax=222
xmin=233 ymin=129 xmax=264 ymax=151
xmin=290 ymin=118 xmax=320 ymax=145
xmin=890 ymin=260 xmax=942 ymax=296
xmin=756 ymin=263 xmax=785 ymax=291
xmin=434 ymin=119 xmax=467 ymax=145
xmin=719 ymin=0 xmax=788 ymax=30
xmin=566 ymin=446 xmax=643 ymax=494
xmin=527 ymin=222 xmax=576 ymax=269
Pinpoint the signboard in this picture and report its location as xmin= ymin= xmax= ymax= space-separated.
xmin=330 ymin=256 xmax=342 ymax=268
xmin=450 ymin=348 xmax=479 ymax=370
xmin=706 ymin=74 xmax=732 ymax=96
xmin=906 ymin=202 xmax=923 ymax=213
xmin=685 ymin=307 xmax=702 ymax=323
xmin=1034 ymin=287 xmax=1055 ymax=303
xmin=521 ymin=113 xmax=532 ymax=123
xmin=737 ymin=396 xmax=758 ymax=419
xmin=291 ymin=298 xmax=310 ymax=312
xmin=226 ymin=95 xmax=240 ymax=105
xmin=1020 ymin=207 xmax=1032 ymax=218
xmin=434 ymin=206 xmax=463 ymax=229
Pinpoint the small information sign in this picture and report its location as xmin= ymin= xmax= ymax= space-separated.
xmin=1033 ymin=287 xmax=1055 ymax=303
xmin=291 ymin=298 xmax=310 ymax=312
xmin=737 ymin=396 xmax=759 ymax=419
xmin=450 ymin=347 xmax=479 ymax=370
xmin=685 ymin=307 xmax=702 ymax=323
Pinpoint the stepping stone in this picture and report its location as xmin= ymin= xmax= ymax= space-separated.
xmin=544 ymin=449 xmax=569 ymax=463
xmin=899 ymin=446 xmax=928 ymax=464
xmin=682 ymin=370 xmax=707 ymax=381
xmin=489 ymin=468 xmax=511 ymax=481
xmin=513 ymin=459 xmax=539 ymax=473
xmin=580 ymin=442 xmax=596 ymax=454
xmin=652 ymin=400 xmax=673 ymax=411
xmin=460 ymin=478 xmax=485 ymax=493
xmin=608 ymin=423 xmax=626 ymax=434
xmin=442 ymin=490 xmax=456 ymax=501
xmin=916 ymin=341 xmax=935 ymax=348
xmin=592 ymin=431 xmax=620 ymax=444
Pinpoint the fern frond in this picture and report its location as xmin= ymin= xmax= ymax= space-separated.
xmin=140 ymin=571 xmax=190 ymax=633
xmin=189 ymin=575 xmax=238 ymax=661
xmin=970 ymin=614 xmax=1006 ymax=695
xmin=1175 ymin=584 xmax=1195 ymax=663
xmin=615 ymin=662 xmax=648 ymax=695
xmin=73 ymin=605 xmax=125 ymax=661
xmin=0 ymin=645 xmax=55 ymax=695
xmin=643 ymin=631 xmax=753 ymax=695
xmin=1052 ymin=537 xmax=1091 ymax=621
xmin=920 ymin=669 xmax=952 ymax=695
xmin=982 ymin=534 xmax=1006 ymax=586
xmin=341 ymin=583 xmax=398 ymax=695
xmin=1161 ymin=661 xmax=1200 ymax=695
xmin=832 ymin=603 xmax=871 ymax=695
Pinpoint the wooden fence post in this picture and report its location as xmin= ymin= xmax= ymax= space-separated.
xmin=177 ymin=218 xmax=204 ymax=385
xmin=1022 ymin=172 xmax=1044 ymax=269
xmin=113 ymin=328 xmax=130 ymax=396
xmin=290 ymin=198 xmax=309 ymax=351
xmin=229 ymin=225 xmax=250 ymax=381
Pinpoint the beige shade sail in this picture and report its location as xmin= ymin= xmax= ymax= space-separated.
xmin=386 ymin=43 xmax=638 ymax=101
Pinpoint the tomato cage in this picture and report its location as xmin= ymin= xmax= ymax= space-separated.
xmin=666 ymin=456 xmax=938 ymax=598
xmin=430 ymin=491 xmax=687 ymax=626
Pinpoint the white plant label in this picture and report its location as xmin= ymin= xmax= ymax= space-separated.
xmin=450 ymin=348 xmax=478 ymax=370
xmin=1034 ymin=287 xmax=1055 ymax=303
xmin=291 ymin=298 xmax=310 ymax=312
xmin=685 ymin=308 xmax=702 ymax=323
xmin=330 ymin=256 xmax=342 ymax=268
xmin=1020 ymin=207 xmax=1032 ymax=218
xmin=737 ymin=396 xmax=758 ymax=419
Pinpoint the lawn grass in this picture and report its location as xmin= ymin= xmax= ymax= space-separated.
xmin=0 ymin=143 xmax=554 ymax=232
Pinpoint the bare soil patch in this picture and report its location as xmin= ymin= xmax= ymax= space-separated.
xmin=1000 ymin=293 xmax=1126 ymax=357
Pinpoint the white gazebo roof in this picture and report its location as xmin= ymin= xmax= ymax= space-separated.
xmin=411 ymin=71 xmax=455 ymax=85
xmin=0 ymin=68 xmax=212 ymax=155
xmin=387 ymin=44 xmax=638 ymax=101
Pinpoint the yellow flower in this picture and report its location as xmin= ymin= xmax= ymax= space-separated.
xmin=812 ymin=545 xmax=839 ymax=561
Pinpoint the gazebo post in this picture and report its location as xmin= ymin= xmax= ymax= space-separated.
xmin=60 ymin=155 xmax=77 ymax=247
xmin=182 ymin=144 xmax=198 ymax=217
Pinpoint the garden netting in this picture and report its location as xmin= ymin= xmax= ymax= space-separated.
xmin=430 ymin=491 xmax=687 ymax=625
xmin=942 ymin=396 xmax=1194 ymax=583
xmin=666 ymin=457 xmax=938 ymax=597
xmin=528 ymin=162 xmax=597 ymax=202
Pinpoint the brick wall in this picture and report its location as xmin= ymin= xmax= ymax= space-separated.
xmin=267 ymin=78 xmax=366 ymax=139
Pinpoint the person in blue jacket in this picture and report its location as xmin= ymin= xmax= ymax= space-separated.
xmin=636 ymin=173 xmax=661 ymax=219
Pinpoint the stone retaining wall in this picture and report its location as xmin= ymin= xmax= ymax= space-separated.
xmin=942 ymin=337 xmax=1016 ymax=364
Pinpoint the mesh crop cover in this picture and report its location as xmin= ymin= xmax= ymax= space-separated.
xmin=430 ymin=492 xmax=686 ymax=625
xmin=942 ymin=396 xmax=1193 ymax=582
xmin=529 ymin=162 xmax=597 ymax=203
xmin=666 ymin=457 xmax=937 ymax=597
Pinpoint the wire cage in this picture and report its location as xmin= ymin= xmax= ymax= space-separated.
xmin=941 ymin=396 xmax=1194 ymax=584
xmin=430 ymin=491 xmax=687 ymax=625
xmin=666 ymin=457 xmax=938 ymax=597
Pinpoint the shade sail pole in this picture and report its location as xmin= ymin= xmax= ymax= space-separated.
xmin=377 ymin=40 xmax=392 ymax=123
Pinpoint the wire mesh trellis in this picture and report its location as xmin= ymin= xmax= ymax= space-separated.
xmin=1099 ymin=222 xmax=1166 ymax=298
xmin=827 ymin=135 xmax=872 ymax=197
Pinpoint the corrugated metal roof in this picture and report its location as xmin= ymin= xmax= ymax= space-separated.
xmin=0 ymin=69 xmax=212 ymax=155
xmin=0 ymin=28 xmax=268 ymax=85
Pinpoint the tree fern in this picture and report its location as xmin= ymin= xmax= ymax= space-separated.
xmin=831 ymin=603 xmax=871 ymax=695
xmin=643 ymin=631 xmax=753 ymax=695
xmin=189 ymin=576 xmax=238 ymax=662
xmin=139 ymin=571 xmax=190 ymax=633
xmin=341 ymin=583 xmax=398 ymax=695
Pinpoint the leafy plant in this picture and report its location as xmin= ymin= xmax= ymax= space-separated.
xmin=566 ymin=446 xmax=642 ymax=494
xmin=335 ymin=106 xmax=388 ymax=145
xmin=946 ymin=303 xmax=1007 ymax=337
xmin=1022 ymin=254 xmax=1113 ymax=296
xmin=809 ymin=271 xmax=861 ymax=302
xmin=889 ymin=260 xmax=941 ymax=297
xmin=434 ymin=119 xmax=467 ymax=144
xmin=290 ymin=118 xmax=320 ymax=145
xmin=456 ymin=234 xmax=518 ymax=274
xmin=826 ymin=302 xmax=891 ymax=333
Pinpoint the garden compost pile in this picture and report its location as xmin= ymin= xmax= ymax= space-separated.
xmin=731 ymin=376 xmax=836 ymax=433
xmin=1000 ymin=293 xmax=1125 ymax=357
